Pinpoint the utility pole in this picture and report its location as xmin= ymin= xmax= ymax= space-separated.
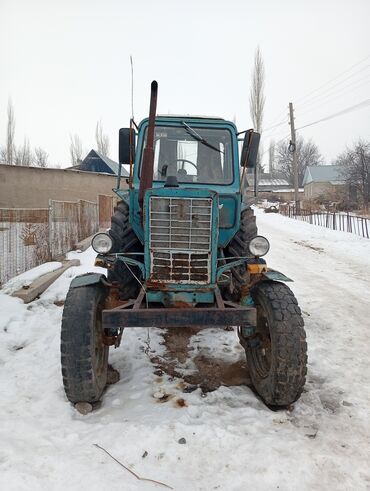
xmin=289 ymin=102 xmax=299 ymax=211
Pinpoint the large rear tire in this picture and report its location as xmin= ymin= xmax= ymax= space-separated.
xmin=240 ymin=281 xmax=307 ymax=406
xmin=108 ymin=201 xmax=143 ymax=300
xmin=61 ymin=280 xmax=109 ymax=404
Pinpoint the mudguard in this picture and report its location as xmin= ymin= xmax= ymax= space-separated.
xmin=70 ymin=273 xmax=107 ymax=289
xmin=263 ymin=269 xmax=293 ymax=282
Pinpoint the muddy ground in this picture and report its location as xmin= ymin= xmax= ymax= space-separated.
xmin=149 ymin=327 xmax=251 ymax=394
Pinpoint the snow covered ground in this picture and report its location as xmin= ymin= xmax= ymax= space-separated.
xmin=0 ymin=210 xmax=369 ymax=491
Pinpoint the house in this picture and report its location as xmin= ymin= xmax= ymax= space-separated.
xmin=302 ymin=165 xmax=346 ymax=200
xmin=258 ymin=173 xmax=290 ymax=192
xmin=255 ymin=173 xmax=304 ymax=201
xmin=73 ymin=149 xmax=129 ymax=177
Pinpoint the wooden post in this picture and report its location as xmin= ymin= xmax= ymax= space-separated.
xmin=289 ymin=103 xmax=299 ymax=212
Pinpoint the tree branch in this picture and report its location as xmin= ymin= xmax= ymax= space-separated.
xmin=93 ymin=443 xmax=173 ymax=490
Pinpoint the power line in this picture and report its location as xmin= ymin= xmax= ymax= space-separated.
xmin=262 ymin=54 xmax=370 ymax=136
xmin=296 ymin=63 xmax=370 ymax=110
xmin=295 ymin=54 xmax=370 ymax=105
xmin=296 ymin=98 xmax=370 ymax=131
xmin=263 ymin=120 xmax=287 ymax=132
xmin=260 ymin=133 xmax=290 ymax=157
xmin=295 ymin=75 xmax=370 ymax=119
xmin=263 ymin=107 xmax=290 ymax=132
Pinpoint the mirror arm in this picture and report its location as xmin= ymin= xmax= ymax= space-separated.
xmin=129 ymin=119 xmax=134 ymax=189
xmin=117 ymin=162 xmax=122 ymax=190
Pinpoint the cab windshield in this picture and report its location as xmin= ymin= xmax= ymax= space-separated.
xmin=140 ymin=125 xmax=233 ymax=185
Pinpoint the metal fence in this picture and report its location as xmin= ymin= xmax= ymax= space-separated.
xmin=0 ymin=195 xmax=114 ymax=286
xmin=0 ymin=209 xmax=50 ymax=285
xmin=49 ymin=200 xmax=80 ymax=260
xmin=279 ymin=205 xmax=370 ymax=239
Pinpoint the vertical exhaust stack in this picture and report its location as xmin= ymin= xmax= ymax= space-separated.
xmin=139 ymin=80 xmax=158 ymax=209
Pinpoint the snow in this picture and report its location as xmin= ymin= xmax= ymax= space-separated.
xmin=2 ymin=261 xmax=62 ymax=294
xmin=0 ymin=211 xmax=370 ymax=490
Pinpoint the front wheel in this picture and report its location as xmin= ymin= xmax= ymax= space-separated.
xmin=241 ymin=281 xmax=307 ymax=406
xmin=61 ymin=279 xmax=109 ymax=404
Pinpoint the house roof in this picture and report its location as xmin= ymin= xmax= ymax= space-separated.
xmin=259 ymin=178 xmax=290 ymax=187
xmin=84 ymin=150 xmax=129 ymax=177
xmin=302 ymin=165 xmax=343 ymax=186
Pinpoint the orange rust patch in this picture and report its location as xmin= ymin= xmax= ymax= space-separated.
xmin=175 ymin=398 xmax=187 ymax=408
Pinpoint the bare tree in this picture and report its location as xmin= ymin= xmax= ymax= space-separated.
xmin=70 ymin=134 xmax=83 ymax=166
xmin=275 ymin=136 xmax=323 ymax=185
xmin=336 ymin=140 xmax=370 ymax=211
xmin=268 ymin=139 xmax=275 ymax=174
xmin=14 ymin=138 xmax=33 ymax=166
xmin=95 ymin=120 xmax=110 ymax=156
xmin=0 ymin=147 xmax=7 ymax=164
xmin=249 ymin=46 xmax=266 ymax=173
xmin=5 ymin=99 xmax=16 ymax=165
xmin=34 ymin=147 xmax=49 ymax=167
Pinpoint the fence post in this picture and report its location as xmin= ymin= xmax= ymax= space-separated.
xmin=97 ymin=195 xmax=100 ymax=229
xmin=78 ymin=200 xmax=82 ymax=241
xmin=48 ymin=199 xmax=53 ymax=260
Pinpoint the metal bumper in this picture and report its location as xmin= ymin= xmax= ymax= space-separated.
xmin=102 ymin=301 xmax=256 ymax=329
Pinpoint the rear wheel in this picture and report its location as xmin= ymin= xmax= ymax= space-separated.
xmin=61 ymin=279 xmax=109 ymax=404
xmin=240 ymin=281 xmax=307 ymax=406
xmin=224 ymin=207 xmax=258 ymax=298
xmin=108 ymin=201 xmax=143 ymax=299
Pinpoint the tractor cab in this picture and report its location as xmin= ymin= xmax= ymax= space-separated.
xmin=117 ymin=116 xmax=244 ymax=249
xmin=135 ymin=117 xmax=236 ymax=187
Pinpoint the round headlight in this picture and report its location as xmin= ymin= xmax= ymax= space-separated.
xmin=248 ymin=236 xmax=270 ymax=257
xmin=91 ymin=233 xmax=113 ymax=254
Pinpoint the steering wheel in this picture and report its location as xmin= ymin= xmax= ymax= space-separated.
xmin=176 ymin=158 xmax=198 ymax=174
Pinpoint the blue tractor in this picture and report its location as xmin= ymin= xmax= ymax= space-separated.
xmin=61 ymin=81 xmax=307 ymax=408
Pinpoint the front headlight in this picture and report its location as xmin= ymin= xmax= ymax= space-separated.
xmin=91 ymin=233 xmax=113 ymax=254
xmin=248 ymin=236 xmax=270 ymax=257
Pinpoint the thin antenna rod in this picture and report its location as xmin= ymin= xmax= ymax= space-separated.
xmin=130 ymin=55 xmax=134 ymax=120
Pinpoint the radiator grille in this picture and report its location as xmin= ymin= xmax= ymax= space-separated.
xmin=149 ymin=197 xmax=212 ymax=283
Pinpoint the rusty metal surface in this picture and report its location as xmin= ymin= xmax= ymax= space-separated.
xmin=49 ymin=200 xmax=79 ymax=259
xmin=0 ymin=208 xmax=50 ymax=285
xmin=1 ymin=197 xmax=101 ymax=285
xmin=102 ymin=304 xmax=256 ymax=329
xmin=98 ymin=194 xmax=113 ymax=229
xmin=139 ymin=80 xmax=158 ymax=207
xmin=149 ymin=196 xmax=212 ymax=284
xmin=214 ymin=287 xmax=225 ymax=309
xmin=49 ymin=199 xmax=99 ymax=259
xmin=78 ymin=200 xmax=98 ymax=241
xmin=0 ymin=208 xmax=48 ymax=223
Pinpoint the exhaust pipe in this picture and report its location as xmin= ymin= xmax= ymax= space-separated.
xmin=139 ymin=80 xmax=158 ymax=208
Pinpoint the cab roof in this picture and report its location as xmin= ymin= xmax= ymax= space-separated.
xmin=156 ymin=114 xmax=225 ymax=120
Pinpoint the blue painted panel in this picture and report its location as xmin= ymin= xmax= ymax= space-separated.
xmin=146 ymin=290 xmax=214 ymax=305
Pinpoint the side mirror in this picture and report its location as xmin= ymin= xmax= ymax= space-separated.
xmin=240 ymin=130 xmax=260 ymax=168
xmin=119 ymin=127 xmax=136 ymax=166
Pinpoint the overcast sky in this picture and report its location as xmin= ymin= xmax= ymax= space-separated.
xmin=1 ymin=0 xmax=369 ymax=169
